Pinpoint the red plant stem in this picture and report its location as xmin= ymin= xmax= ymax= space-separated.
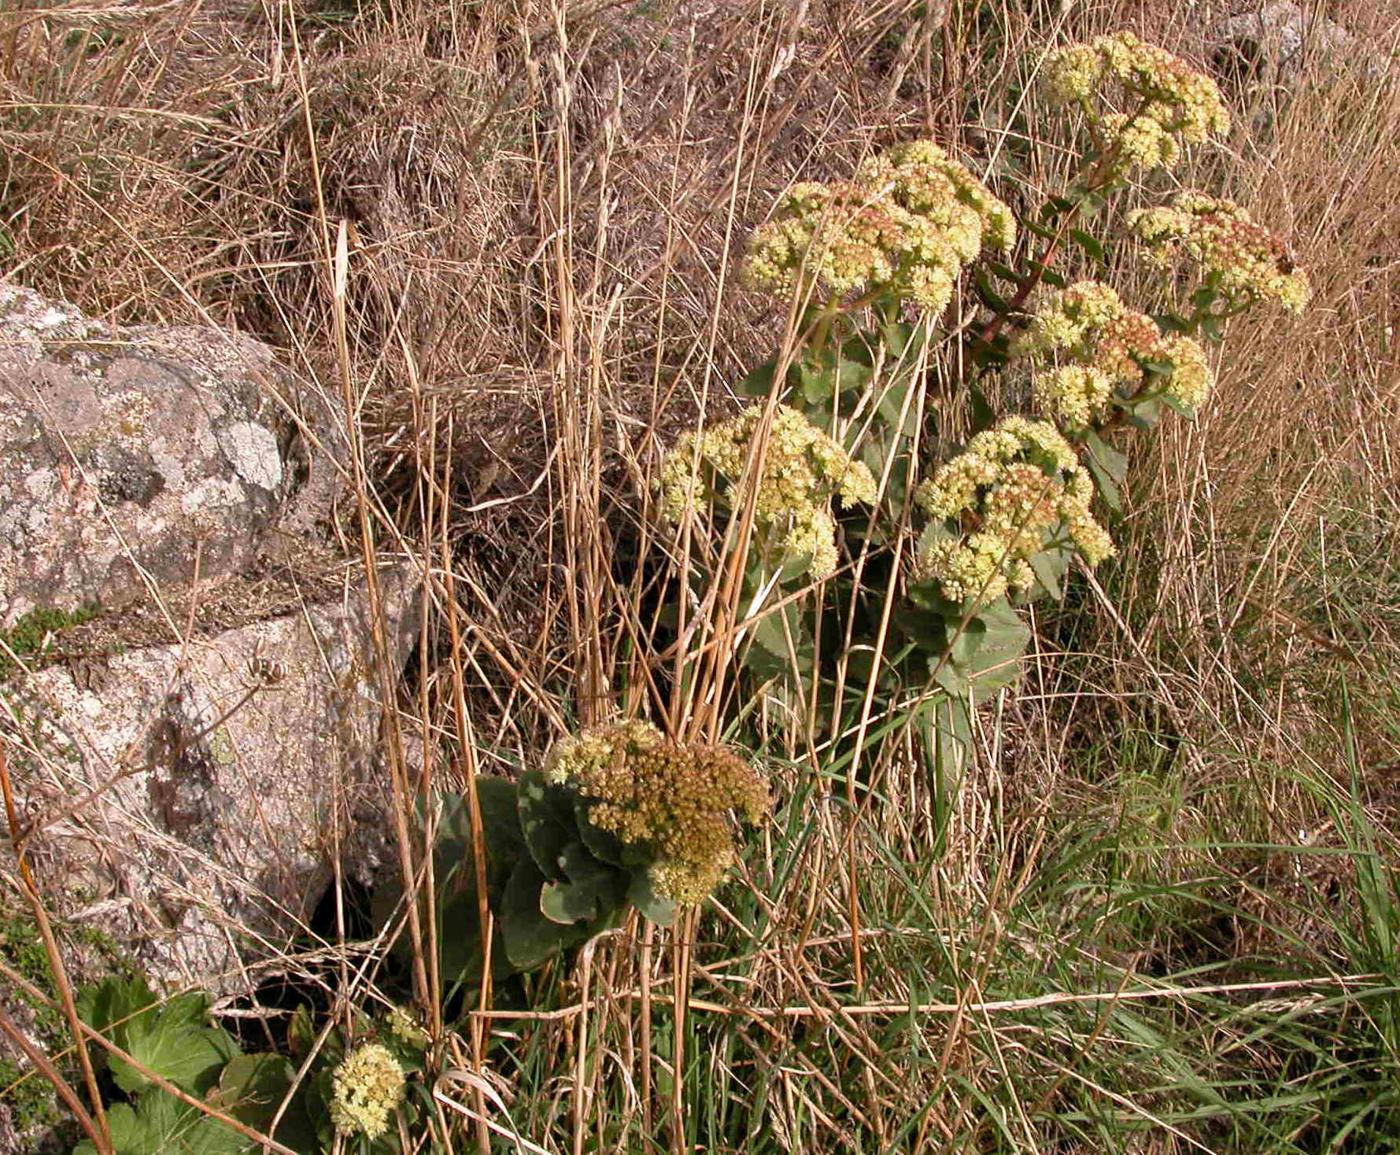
xmin=976 ymin=212 xmax=1079 ymax=347
xmin=977 ymin=131 xmax=1133 ymax=347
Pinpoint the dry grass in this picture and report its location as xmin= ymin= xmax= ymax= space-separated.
xmin=3 ymin=0 xmax=1400 ymax=1151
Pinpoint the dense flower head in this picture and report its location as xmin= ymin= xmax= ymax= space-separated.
xmin=331 ymin=1044 xmax=405 ymax=1139
xmin=385 ymin=1005 xmax=429 ymax=1049
xmin=1042 ymin=32 xmax=1229 ymax=170
xmin=1014 ymin=280 xmax=1214 ymax=422
xmin=546 ymin=721 xmax=769 ymax=905
xmin=745 ymin=139 xmax=1013 ymax=315
xmin=1127 ymin=192 xmax=1311 ymax=312
xmin=914 ymin=417 xmax=1113 ymax=606
xmin=658 ymin=404 xmax=878 ymax=580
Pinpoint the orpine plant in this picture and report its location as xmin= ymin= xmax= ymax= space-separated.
xmin=402 ymin=31 xmax=1309 ymax=991
xmin=658 ymin=32 xmax=1309 ymax=714
xmin=745 ymin=140 xmax=1015 ymax=317
xmin=658 ymin=403 xmax=877 ymax=580
xmin=546 ymin=720 xmax=769 ymax=904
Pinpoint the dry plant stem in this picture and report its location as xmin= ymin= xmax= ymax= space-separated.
xmin=282 ymin=18 xmax=440 ymax=1014
xmin=673 ymin=14 xmax=789 ymax=746
xmin=415 ymin=385 xmax=446 ymax=1042
xmin=0 ymin=738 xmax=110 ymax=1153
xmin=0 ymin=1003 xmax=105 ymax=1152
xmin=572 ymin=942 xmax=594 ymax=1155
xmin=299 ymin=29 xmax=431 ymax=1002
xmin=672 ymin=906 xmax=699 ymax=1155
xmin=639 ymin=916 xmax=655 ymax=1140
xmin=438 ymin=411 xmax=494 ymax=1154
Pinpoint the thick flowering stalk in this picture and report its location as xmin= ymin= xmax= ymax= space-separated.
xmin=745 ymin=139 xmax=1014 ymax=317
xmin=546 ymin=721 xmax=769 ymax=905
xmin=1014 ymin=281 xmax=1213 ymax=425
xmin=658 ymin=404 xmax=877 ymax=581
xmin=1128 ymin=192 xmax=1311 ymax=312
xmin=914 ymin=417 xmax=1113 ymax=607
xmin=1043 ymin=32 xmax=1230 ymax=172
xmin=330 ymin=1044 xmax=406 ymax=1139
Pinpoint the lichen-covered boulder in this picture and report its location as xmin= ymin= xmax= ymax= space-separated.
xmin=1 ymin=568 xmax=415 ymax=988
xmin=0 ymin=283 xmax=341 ymax=627
xmin=1207 ymin=2 xmax=1388 ymax=89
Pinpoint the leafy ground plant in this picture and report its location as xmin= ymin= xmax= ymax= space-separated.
xmin=7 ymin=4 xmax=1397 ymax=1152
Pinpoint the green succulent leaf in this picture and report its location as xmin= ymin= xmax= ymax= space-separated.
xmin=627 ymin=869 xmax=679 ymax=927
xmin=1123 ymin=394 xmax=1163 ymax=430
xmin=539 ymin=842 xmax=628 ymax=925
xmin=735 ymin=356 xmax=778 ymax=398
xmin=517 ymin=768 xmax=579 ymax=881
xmin=964 ymin=598 xmax=1032 ymax=692
xmin=574 ymin=798 xmax=650 ymax=869
xmin=1029 ymin=547 xmax=1067 ymax=600
xmin=475 ymin=777 xmax=527 ymax=882
xmin=1069 ymin=228 xmax=1107 ymax=263
xmin=930 ymin=598 xmax=1030 ymax=696
xmin=745 ymin=601 xmax=813 ymax=683
xmin=499 ymin=856 xmax=587 ymax=971
xmin=1083 ymin=428 xmax=1128 ymax=511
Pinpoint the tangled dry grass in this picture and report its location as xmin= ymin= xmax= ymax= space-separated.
xmin=2 ymin=0 xmax=1400 ymax=1150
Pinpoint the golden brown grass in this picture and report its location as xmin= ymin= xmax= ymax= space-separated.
xmin=2 ymin=0 xmax=1399 ymax=1151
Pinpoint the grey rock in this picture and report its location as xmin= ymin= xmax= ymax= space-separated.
xmin=1 ymin=568 xmax=415 ymax=989
xmin=1207 ymin=2 xmax=1389 ymax=89
xmin=0 ymin=282 xmax=344 ymax=628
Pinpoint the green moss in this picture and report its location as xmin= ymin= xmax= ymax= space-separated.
xmin=0 ymin=1056 xmax=64 ymax=1137
xmin=0 ymin=905 xmax=132 ymax=1144
xmin=0 ymin=605 xmax=99 ymax=679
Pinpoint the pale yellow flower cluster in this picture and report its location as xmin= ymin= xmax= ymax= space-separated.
xmin=1043 ymin=32 xmax=1230 ymax=170
xmin=385 ymin=1005 xmax=429 ymax=1049
xmin=746 ymin=139 xmax=1014 ymax=316
xmin=1014 ymin=281 xmax=1213 ymax=423
xmin=546 ymin=721 xmax=769 ymax=905
xmin=914 ymin=417 xmax=1114 ymax=606
xmin=658 ymin=404 xmax=878 ymax=580
xmin=330 ymin=1044 xmax=406 ymax=1139
xmin=1127 ymin=192 xmax=1311 ymax=312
